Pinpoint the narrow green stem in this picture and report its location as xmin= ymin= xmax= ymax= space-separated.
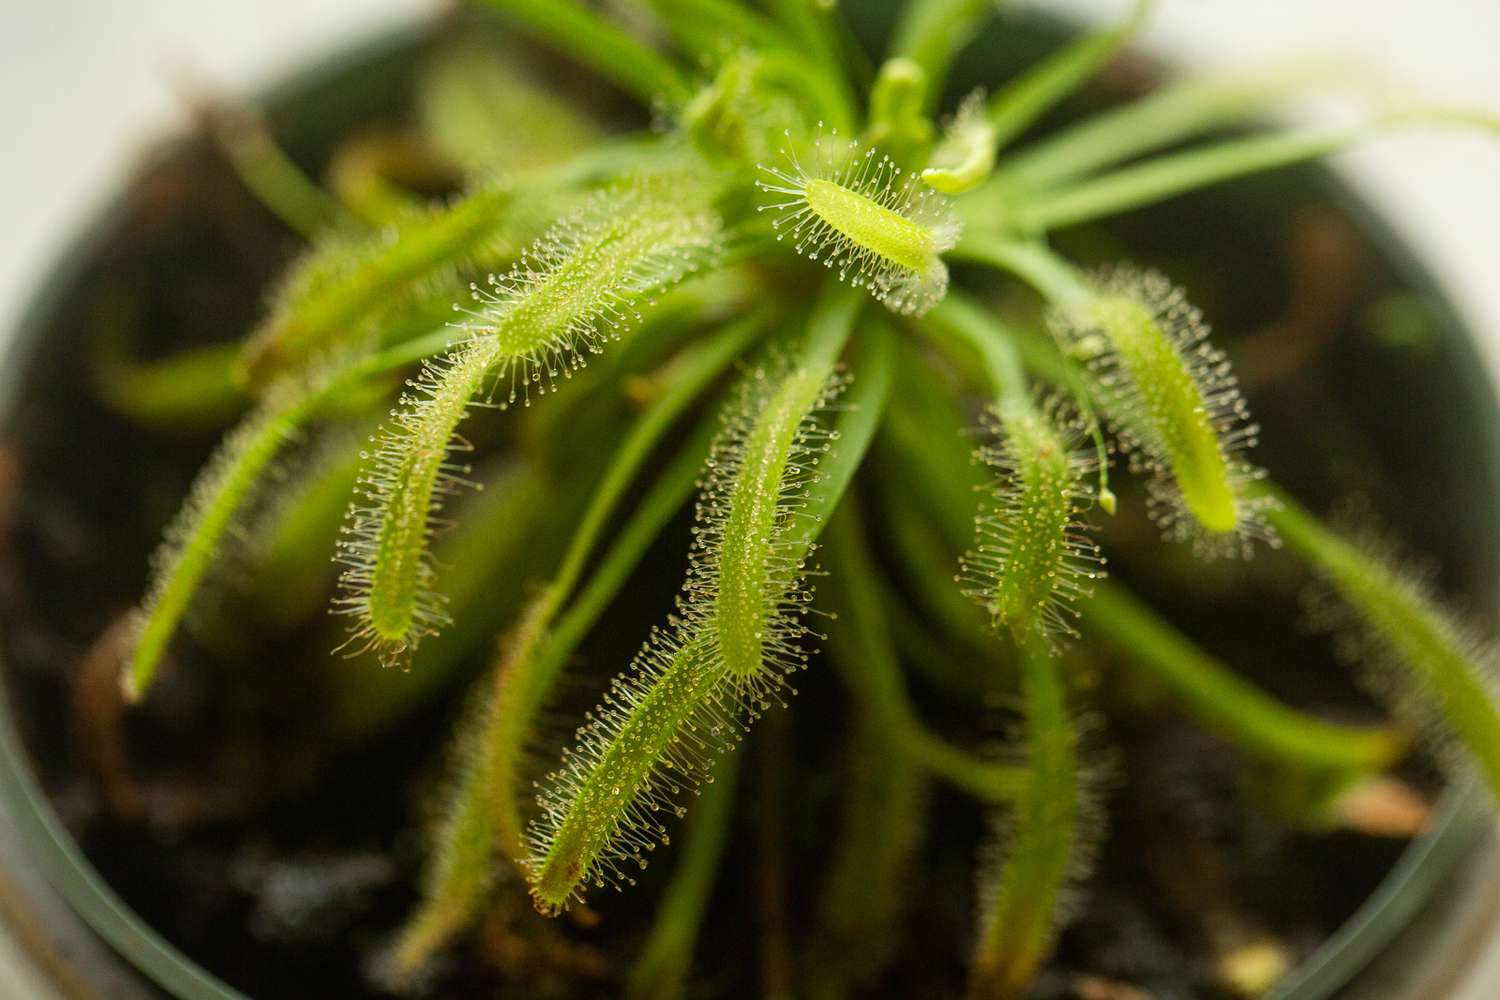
xmin=755 ymin=50 xmax=859 ymax=132
xmin=994 ymin=60 xmax=1353 ymax=193
xmin=1004 ymin=111 xmax=1500 ymax=233
xmin=627 ymin=753 xmax=742 ymax=1000
xmin=824 ymin=501 xmax=1025 ymax=803
xmin=883 ymin=486 xmax=996 ymax=659
xmin=907 ymin=731 xmax=1026 ymax=802
xmin=353 ymin=327 xmax=470 ymax=378
xmin=825 ymin=3 xmax=876 ymax=90
xmin=215 ymin=109 xmax=349 ymax=238
xmin=788 ymin=319 xmax=895 ymax=555
xmin=92 ymin=341 xmax=246 ymax=434
xmin=762 ymin=0 xmax=859 ymax=125
xmin=886 ymin=586 xmax=995 ymax=698
xmin=532 ymin=421 xmax=719 ymax=714
xmin=880 ymin=351 xmax=986 ymax=550
xmin=1085 ymin=581 xmax=1406 ymax=773
xmin=887 ymin=0 xmax=993 ymax=108
xmin=922 ymin=291 xmax=1029 ymax=399
xmin=872 ymin=371 xmax=1014 ymax=692
xmin=474 ymin=0 xmax=692 ymax=107
xmin=1012 ymin=126 xmax=1362 ymax=232
xmin=986 ymin=0 xmax=1152 ymax=152
xmin=804 ymin=712 xmax=924 ymax=999
xmin=552 ymin=310 xmax=771 ymax=608
xmin=325 ymin=132 xmax=434 ymax=226
xmin=247 ymin=434 xmax=366 ymax=633
xmin=950 ymin=234 xmax=1091 ymax=306
xmin=647 ymin=0 xmax=788 ymax=61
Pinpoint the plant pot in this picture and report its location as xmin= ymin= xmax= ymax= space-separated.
xmin=2 ymin=7 xmax=1498 ymax=998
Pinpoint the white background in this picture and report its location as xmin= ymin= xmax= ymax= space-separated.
xmin=0 ymin=1 xmax=1499 ymax=995
xmin=2 ymin=0 xmax=1500 ymax=372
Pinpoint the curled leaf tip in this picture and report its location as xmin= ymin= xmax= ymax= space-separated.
xmin=923 ymin=89 xmax=997 ymax=195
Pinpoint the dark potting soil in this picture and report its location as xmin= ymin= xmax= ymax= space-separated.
xmin=2 ymin=13 xmax=1496 ymax=1000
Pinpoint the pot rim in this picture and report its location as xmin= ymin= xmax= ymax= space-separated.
xmin=0 ymin=12 xmax=1497 ymax=1000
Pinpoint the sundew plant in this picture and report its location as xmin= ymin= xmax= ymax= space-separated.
xmin=110 ymin=0 xmax=1500 ymax=996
